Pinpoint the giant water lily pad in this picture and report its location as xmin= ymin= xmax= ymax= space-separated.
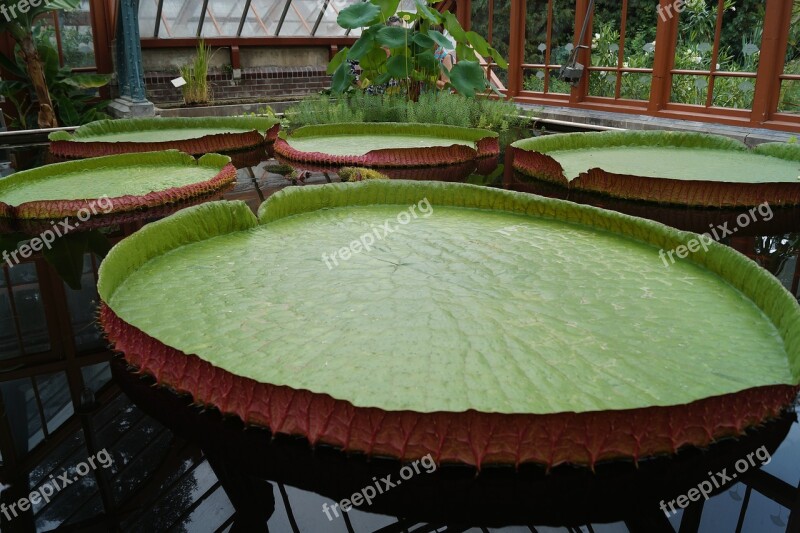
xmin=0 ymin=151 xmax=235 ymax=220
xmin=274 ymin=123 xmax=499 ymax=168
xmin=98 ymin=181 xmax=800 ymax=468
xmin=49 ymin=117 xmax=280 ymax=158
xmin=512 ymin=131 xmax=800 ymax=207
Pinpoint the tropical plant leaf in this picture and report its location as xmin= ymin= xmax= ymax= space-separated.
xmin=442 ymin=11 xmax=467 ymax=41
xmin=448 ymin=60 xmax=487 ymax=97
xmin=412 ymin=32 xmax=435 ymax=49
xmin=489 ymin=47 xmax=508 ymax=69
xmin=327 ymin=47 xmax=350 ymax=75
xmin=348 ymin=29 xmax=377 ymax=61
xmin=370 ymin=0 xmax=401 ymax=21
xmin=331 ymin=61 xmax=354 ymax=93
xmin=465 ymin=31 xmax=490 ymax=56
xmin=376 ymin=26 xmax=409 ymax=49
xmin=386 ymin=53 xmax=412 ymax=78
xmin=62 ymin=73 xmax=111 ymax=89
xmin=414 ymin=0 xmax=441 ymax=23
xmin=337 ymin=2 xmax=381 ymax=29
xmin=427 ymin=30 xmax=452 ymax=51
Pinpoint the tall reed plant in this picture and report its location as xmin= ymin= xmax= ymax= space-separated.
xmin=181 ymin=40 xmax=212 ymax=106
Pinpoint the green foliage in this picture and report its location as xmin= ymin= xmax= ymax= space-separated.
xmin=0 ymin=37 xmax=110 ymax=128
xmin=0 ymin=0 xmax=79 ymax=40
xmin=284 ymin=91 xmax=529 ymax=132
xmin=331 ymin=0 xmax=507 ymax=98
xmin=181 ymin=40 xmax=213 ymax=106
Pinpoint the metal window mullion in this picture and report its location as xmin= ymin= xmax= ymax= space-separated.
xmin=275 ymin=0 xmax=293 ymax=36
xmin=30 ymin=376 xmax=50 ymax=440
xmin=237 ymin=0 xmax=253 ymax=36
xmin=197 ymin=0 xmax=210 ymax=37
xmin=154 ymin=0 xmax=164 ymax=37
xmin=312 ymin=0 xmax=330 ymax=36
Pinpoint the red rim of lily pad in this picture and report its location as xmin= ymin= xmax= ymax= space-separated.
xmin=274 ymin=123 xmax=499 ymax=168
xmin=0 ymin=151 xmax=236 ymax=221
xmin=97 ymin=181 xmax=800 ymax=469
xmin=511 ymin=131 xmax=800 ymax=208
xmin=48 ymin=117 xmax=280 ymax=158
xmin=101 ymin=304 xmax=798 ymax=468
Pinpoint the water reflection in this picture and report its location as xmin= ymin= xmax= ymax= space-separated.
xmin=0 ymin=144 xmax=798 ymax=532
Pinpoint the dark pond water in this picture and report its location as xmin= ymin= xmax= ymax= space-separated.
xmin=0 ymin=140 xmax=798 ymax=533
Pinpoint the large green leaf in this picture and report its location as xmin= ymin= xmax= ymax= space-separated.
xmin=376 ymin=26 xmax=409 ymax=49
xmin=465 ymin=31 xmax=490 ymax=56
xmin=370 ymin=0 xmax=401 ymax=20
xmin=99 ymin=180 xmax=800 ymax=418
xmin=414 ymin=0 xmax=441 ymax=23
xmin=331 ymin=62 xmax=354 ymax=93
xmin=442 ymin=11 xmax=467 ymax=42
xmin=448 ymin=60 xmax=487 ymax=97
xmin=359 ymin=47 xmax=388 ymax=71
xmin=412 ymin=32 xmax=435 ymax=49
xmin=62 ymin=73 xmax=111 ymax=89
xmin=327 ymin=46 xmax=350 ymax=75
xmin=489 ymin=47 xmax=508 ymax=69
xmin=386 ymin=53 xmax=412 ymax=78
xmin=427 ymin=30 xmax=452 ymax=51
xmin=347 ymin=29 xmax=377 ymax=61
xmin=337 ymin=2 xmax=381 ymax=29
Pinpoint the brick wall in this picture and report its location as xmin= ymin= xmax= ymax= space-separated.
xmin=137 ymin=66 xmax=331 ymax=105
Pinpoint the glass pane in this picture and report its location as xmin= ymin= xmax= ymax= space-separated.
xmin=160 ymin=0 xmax=203 ymax=38
xmin=0 ymin=268 xmax=22 ymax=360
xmin=315 ymin=0 xmax=360 ymax=36
xmin=588 ymin=69 xmax=617 ymax=97
xmin=670 ymin=74 xmax=709 ymax=105
xmin=139 ymin=0 xmax=159 ymax=38
xmin=65 ymin=255 xmax=104 ymax=353
xmin=59 ymin=0 xmax=95 ymax=68
xmin=717 ymin=0 xmax=763 ymax=74
xmin=200 ymin=0 xmax=249 ymax=37
xmin=0 ymin=378 xmax=44 ymax=457
xmin=81 ymin=362 xmax=112 ymax=393
xmin=619 ymin=72 xmax=652 ymax=100
xmin=277 ymin=0 xmax=317 ymax=36
xmin=674 ymin=0 xmax=717 ymax=72
xmin=591 ymin=1 xmax=622 ymax=68
xmin=778 ymin=79 xmax=800 ymax=114
xmin=711 ymin=76 xmax=755 ymax=109
xmin=9 ymin=263 xmax=50 ymax=355
xmin=471 ymin=0 xmax=508 ymax=87
xmin=524 ymin=0 xmax=575 ymax=67
xmin=524 ymin=67 xmax=571 ymax=94
xmin=34 ymin=371 xmax=74 ymax=435
xmin=242 ymin=0 xmax=283 ymax=36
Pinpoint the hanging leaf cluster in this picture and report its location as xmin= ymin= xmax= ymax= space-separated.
xmin=328 ymin=0 xmax=507 ymax=97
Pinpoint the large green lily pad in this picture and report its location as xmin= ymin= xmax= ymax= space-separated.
xmin=274 ymin=123 xmax=499 ymax=167
xmin=512 ymin=131 xmax=800 ymax=207
xmin=0 ymin=151 xmax=234 ymax=219
xmin=99 ymin=180 xmax=799 ymax=414
xmin=49 ymin=116 xmax=280 ymax=158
